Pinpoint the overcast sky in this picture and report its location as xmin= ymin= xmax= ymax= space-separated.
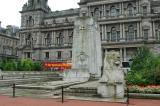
xmin=0 ymin=0 xmax=79 ymax=28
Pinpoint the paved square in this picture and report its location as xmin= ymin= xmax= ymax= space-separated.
xmin=0 ymin=95 xmax=160 ymax=106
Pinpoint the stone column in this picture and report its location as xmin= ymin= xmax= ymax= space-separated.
xmin=121 ymin=2 xmax=124 ymax=16
xmin=120 ymin=48 xmax=123 ymax=61
xmin=104 ymin=4 xmax=106 ymax=17
xmin=122 ymin=23 xmax=125 ymax=41
xmin=123 ymin=48 xmax=127 ymax=61
xmin=153 ymin=21 xmax=156 ymax=38
xmin=66 ymin=30 xmax=69 ymax=45
xmin=53 ymin=31 xmax=56 ymax=45
xmin=140 ymin=22 xmax=143 ymax=39
xmin=51 ymin=31 xmax=53 ymax=46
xmin=104 ymin=25 xmax=107 ymax=40
xmin=148 ymin=19 xmax=153 ymax=40
xmin=120 ymin=23 xmax=123 ymax=40
xmin=102 ymin=25 xmax=105 ymax=41
xmin=137 ymin=22 xmax=140 ymax=40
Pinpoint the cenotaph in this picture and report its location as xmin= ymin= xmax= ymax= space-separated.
xmin=63 ymin=16 xmax=102 ymax=81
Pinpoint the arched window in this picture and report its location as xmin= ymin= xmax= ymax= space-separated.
xmin=44 ymin=33 xmax=51 ymax=46
xmin=143 ymin=29 xmax=149 ymax=40
xmin=128 ymin=25 xmax=134 ymax=40
xmin=27 ymin=16 xmax=34 ymax=26
xmin=94 ymin=8 xmax=99 ymax=18
xmin=111 ymin=27 xmax=117 ymax=41
xmin=26 ymin=34 xmax=32 ymax=45
xmin=110 ymin=6 xmax=117 ymax=17
xmin=69 ymin=32 xmax=73 ymax=44
xmin=127 ymin=4 xmax=134 ymax=16
xmin=56 ymin=32 xmax=63 ymax=45
xmin=59 ymin=33 xmax=63 ymax=45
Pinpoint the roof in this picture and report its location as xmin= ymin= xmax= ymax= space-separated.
xmin=151 ymin=0 xmax=160 ymax=7
xmin=45 ymin=8 xmax=80 ymax=18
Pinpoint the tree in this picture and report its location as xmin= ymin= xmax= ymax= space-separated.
xmin=127 ymin=46 xmax=160 ymax=85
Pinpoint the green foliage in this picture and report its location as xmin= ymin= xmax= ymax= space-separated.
xmin=33 ymin=61 xmax=42 ymax=71
xmin=0 ymin=59 xmax=16 ymax=71
xmin=127 ymin=46 xmax=160 ymax=85
xmin=0 ymin=59 xmax=43 ymax=71
xmin=127 ymin=72 xmax=148 ymax=85
xmin=20 ymin=59 xmax=33 ymax=71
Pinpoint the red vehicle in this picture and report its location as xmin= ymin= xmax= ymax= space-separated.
xmin=43 ymin=62 xmax=72 ymax=71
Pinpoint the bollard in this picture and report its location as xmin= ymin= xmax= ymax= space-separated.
xmin=61 ymin=86 xmax=64 ymax=103
xmin=12 ymin=83 xmax=15 ymax=98
xmin=1 ymin=75 xmax=3 ymax=80
xmin=22 ymin=74 xmax=25 ymax=79
xmin=127 ymin=86 xmax=129 ymax=106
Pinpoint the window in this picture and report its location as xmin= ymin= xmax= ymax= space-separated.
xmin=91 ymin=12 xmax=94 ymax=17
xmin=57 ymin=51 xmax=62 ymax=59
xmin=27 ymin=16 xmax=34 ymax=26
xmin=70 ymin=51 xmax=72 ymax=58
xmin=94 ymin=8 xmax=99 ymax=18
xmin=26 ymin=34 xmax=32 ymax=46
xmin=128 ymin=4 xmax=134 ymax=16
xmin=143 ymin=6 xmax=147 ymax=15
xmin=100 ymin=32 xmax=102 ymax=41
xmin=143 ymin=29 xmax=148 ymax=40
xmin=69 ymin=32 xmax=73 ymax=44
xmin=117 ymin=31 xmax=120 ymax=41
xmin=106 ymin=10 xmax=109 ymax=16
xmin=56 ymin=32 xmax=64 ymax=45
xmin=110 ymin=6 xmax=117 ymax=17
xmin=128 ymin=25 xmax=135 ymax=41
xmin=111 ymin=27 xmax=117 ymax=41
xmin=45 ymin=52 xmax=49 ymax=59
xmin=44 ymin=33 xmax=51 ymax=46
xmin=107 ymin=32 xmax=110 ymax=41
xmin=56 ymin=35 xmax=60 ymax=45
xmin=25 ymin=52 xmax=31 ymax=58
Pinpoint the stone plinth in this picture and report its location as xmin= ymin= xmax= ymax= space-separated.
xmin=63 ymin=69 xmax=90 ymax=82
xmin=97 ymin=82 xmax=124 ymax=99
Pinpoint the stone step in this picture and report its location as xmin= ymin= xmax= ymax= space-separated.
xmin=64 ymin=86 xmax=98 ymax=97
xmin=0 ymin=77 xmax=61 ymax=87
xmin=0 ymin=73 xmax=60 ymax=80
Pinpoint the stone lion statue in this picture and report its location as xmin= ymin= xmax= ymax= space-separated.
xmin=100 ymin=51 xmax=123 ymax=83
xmin=104 ymin=51 xmax=121 ymax=70
xmin=98 ymin=51 xmax=124 ymax=98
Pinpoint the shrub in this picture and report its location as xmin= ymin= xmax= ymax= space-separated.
xmin=127 ymin=46 xmax=160 ymax=85
xmin=33 ymin=61 xmax=42 ymax=71
xmin=20 ymin=59 xmax=34 ymax=71
xmin=1 ymin=59 xmax=16 ymax=71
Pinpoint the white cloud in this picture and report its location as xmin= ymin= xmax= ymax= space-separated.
xmin=0 ymin=0 xmax=79 ymax=27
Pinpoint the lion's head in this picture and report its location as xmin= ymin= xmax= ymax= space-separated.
xmin=104 ymin=51 xmax=121 ymax=70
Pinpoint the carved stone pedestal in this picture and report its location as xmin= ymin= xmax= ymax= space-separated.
xmin=97 ymin=82 xmax=124 ymax=99
xmin=63 ymin=68 xmax=90 ymax=82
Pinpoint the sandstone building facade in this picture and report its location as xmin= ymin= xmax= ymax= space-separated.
xmin=18 ymin=0 xmax=160 ymax=62
xmin=0 ymin=22 xmax=19 ymax=60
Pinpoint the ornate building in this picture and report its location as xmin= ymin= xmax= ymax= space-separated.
xmin=0 ymin=22 xmax=19 ymax=60
xmin=18 ymin=0 xmax=160 ymax=62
